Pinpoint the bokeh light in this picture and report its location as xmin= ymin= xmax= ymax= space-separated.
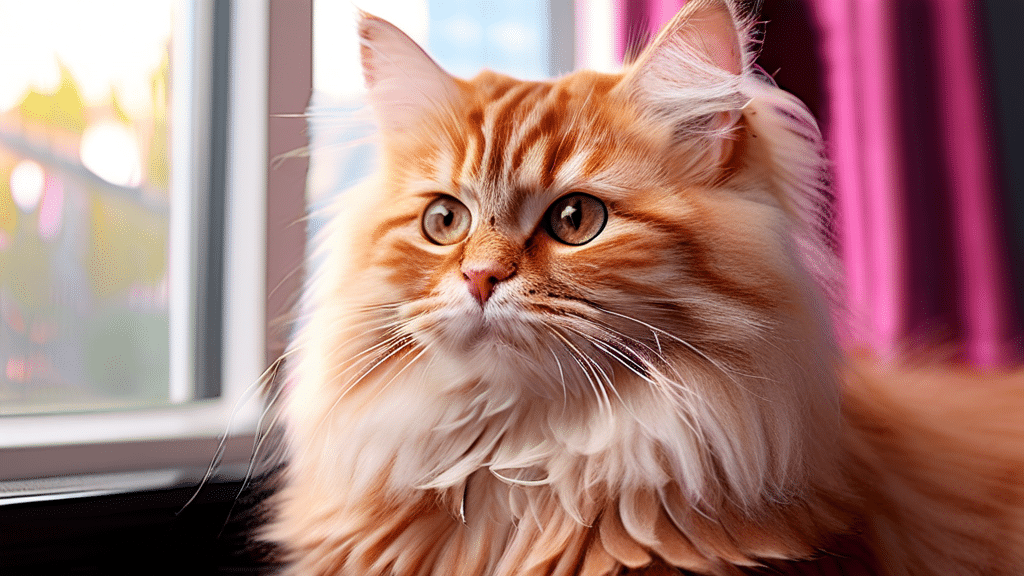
xmin=80 ymin=120 xmax=143 ymax=187
xmin=10 ymin=160 xmax=45 ymax=212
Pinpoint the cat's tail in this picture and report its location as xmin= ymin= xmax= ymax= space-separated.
xmin=841 ymin=353 xmax=1024 ymax=576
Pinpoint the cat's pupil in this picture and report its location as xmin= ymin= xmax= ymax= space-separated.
xmin=442 ymin=208 xmax=454 ymax=227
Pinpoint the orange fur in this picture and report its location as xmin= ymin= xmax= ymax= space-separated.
xmin=267 ymin=2 xmax=1024 ymax=575
xmin=843 ymin=354 xmax=1024 ymax=576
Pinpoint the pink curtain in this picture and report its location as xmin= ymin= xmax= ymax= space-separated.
xmin=606 ymin=0 xmax=1022 ymax=367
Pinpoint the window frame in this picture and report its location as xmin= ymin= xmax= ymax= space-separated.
xmin=0 ymin=0 xmax=309 ymax=487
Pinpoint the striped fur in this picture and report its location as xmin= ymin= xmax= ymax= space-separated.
xmin=267 ymin=2 xmax=1024 ymax=575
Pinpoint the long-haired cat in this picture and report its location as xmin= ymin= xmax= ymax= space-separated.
xmin=265 ymin=1 xmax=1024 ymax=574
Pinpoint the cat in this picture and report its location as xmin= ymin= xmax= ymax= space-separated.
xmin=264 ymin=1 xmax=1024 ymax=575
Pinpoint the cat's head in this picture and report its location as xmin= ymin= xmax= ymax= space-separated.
xmin=297 ymin=0 xmax=841 ymax=508
xmin=318 ymin=0 xmax=832 ymax=388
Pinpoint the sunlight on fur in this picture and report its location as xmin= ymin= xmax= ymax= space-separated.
xmin=265 ymin=1 xmax=1024 ymax=575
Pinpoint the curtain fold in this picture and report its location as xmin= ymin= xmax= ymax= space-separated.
xmin=929 ymin=0 xmax=1015 ymax=365
xmin=609 ymin=0 xmax=1021 ymax=367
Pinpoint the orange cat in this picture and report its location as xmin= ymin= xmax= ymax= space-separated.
xmin=266 ymin=1 xmax=1024 ymax=574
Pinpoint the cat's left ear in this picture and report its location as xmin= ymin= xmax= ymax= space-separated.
xmin=359 ymin=13 xmax=460 ymax=132
xmin=620 ymin=0 xmax=750 ymax=161
xmin=631 ymin=0 xmax=745 ymax=76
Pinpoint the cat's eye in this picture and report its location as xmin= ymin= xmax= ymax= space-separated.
xmin=545 ymin=193 xmax=607 ymax=246
xmin=422 ymin=196 xmax=472 ymax=245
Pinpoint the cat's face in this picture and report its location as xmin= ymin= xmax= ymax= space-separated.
xmin=332 ymin=11 xmax=815 ymax=402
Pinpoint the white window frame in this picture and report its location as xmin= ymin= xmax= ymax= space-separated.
xmin=0 ymin=0 xmax=275 ymax=482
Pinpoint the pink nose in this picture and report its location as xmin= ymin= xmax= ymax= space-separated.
xmin=462 ymin=263 xmax=515 ymax=305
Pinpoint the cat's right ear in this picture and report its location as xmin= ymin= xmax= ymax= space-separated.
xmin=358 ymin=13 xmax=460 ymax=132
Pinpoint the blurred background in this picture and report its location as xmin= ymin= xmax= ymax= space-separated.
xmin=1 ymin=0 xmax=1021 ymax=424
xmin=0 ymin=1 xmax=173 ymax=414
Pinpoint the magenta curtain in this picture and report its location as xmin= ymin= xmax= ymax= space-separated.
xmin=606 ymin=0 xmax=1022 ymax=367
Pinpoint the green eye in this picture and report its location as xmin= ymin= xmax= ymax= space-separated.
xmin=545 ymin=193 xmax=607 ymax=246
xmin=422 ymin=196 xmax=472 ymax=245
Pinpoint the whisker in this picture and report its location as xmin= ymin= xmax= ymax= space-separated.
xmin=554 ymin=314 xmax=699 ymax=398
xmin=546 ymin=326 xmax=611 ymax=417
xmin=333 ymin=332 xmax=416 ymax=394
xmin=325 ymin=326 xmax=411 ymax=376
xmin=313 ymin=309 xmax=414 ymax=369
xmin=556 ymin=310 xmax=669 ymax=367
xmin=560 ymin=325 xmax=621 ymax=400
xmin=559 ymin=325 xmax=660 ymax=427
xmin=590 ymin=305 xmax=776 ymax=399
xmin=219 ymin=393 xmax=288 ymax=535
xmin=291 ymin=302 xmax=405 ymax=350
xmin=574 ymin=332 xmax=713 ymax=460
xmin=573 ymin=321 xmax=714 ymax=403
xmin=294 ymin=308 xmax=424 ymax=450
xmin=566 ymin=326 xmax=654 ymax=386
xmin=548 ymin=316 xmax=718 ymax=443
xmin=243 ymin=372 xmax=291 ymax=474
xmin=306 ymin=335 xmax=417 ymax=445
xmin=594 ymin=306 xmax=734 ymax=372
xmin=178 ymin=350 xmax=292 ymax=514
xmin=367 ymin=343 xmax=432 ymax=404
xmin=302 ymin=340 xmax=428 ymax=461
xmin=548 ymin=346 xmax=569 ymax=413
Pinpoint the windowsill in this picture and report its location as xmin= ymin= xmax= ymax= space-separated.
xmin=0 ymin=434 xmax=259 ymax=482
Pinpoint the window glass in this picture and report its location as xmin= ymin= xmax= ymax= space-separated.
xmin=428 ymin=0 xmax=550 ymax=80
xmin=0 ymin=1 xmax=175 ymax=414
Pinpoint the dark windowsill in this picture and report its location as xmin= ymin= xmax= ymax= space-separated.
xmin=0 ymin=467 xmax=279 ymax=576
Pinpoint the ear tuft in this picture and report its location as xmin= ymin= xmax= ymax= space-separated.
xmin=358 ymin=12 xmax=460 ymax=132
xmin=620 ymin=0 xmax=752 ymax=169
xmin=631 ymin=0 xmax=749 ymax=78
xmin=678 ymin=0 xmax=745 ymax=75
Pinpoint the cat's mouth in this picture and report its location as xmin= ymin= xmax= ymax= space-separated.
xmin=454 ymin=304 xmax=533 ymax=349
xmin=403 ymin=293 xmax=548 ymax=354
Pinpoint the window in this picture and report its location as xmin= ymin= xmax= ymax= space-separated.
xmin=0 ymin=0 xmax=276 ymax=482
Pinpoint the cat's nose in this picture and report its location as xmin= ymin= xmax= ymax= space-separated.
xmin=462 ymin=262 xmax=515 ymax=305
